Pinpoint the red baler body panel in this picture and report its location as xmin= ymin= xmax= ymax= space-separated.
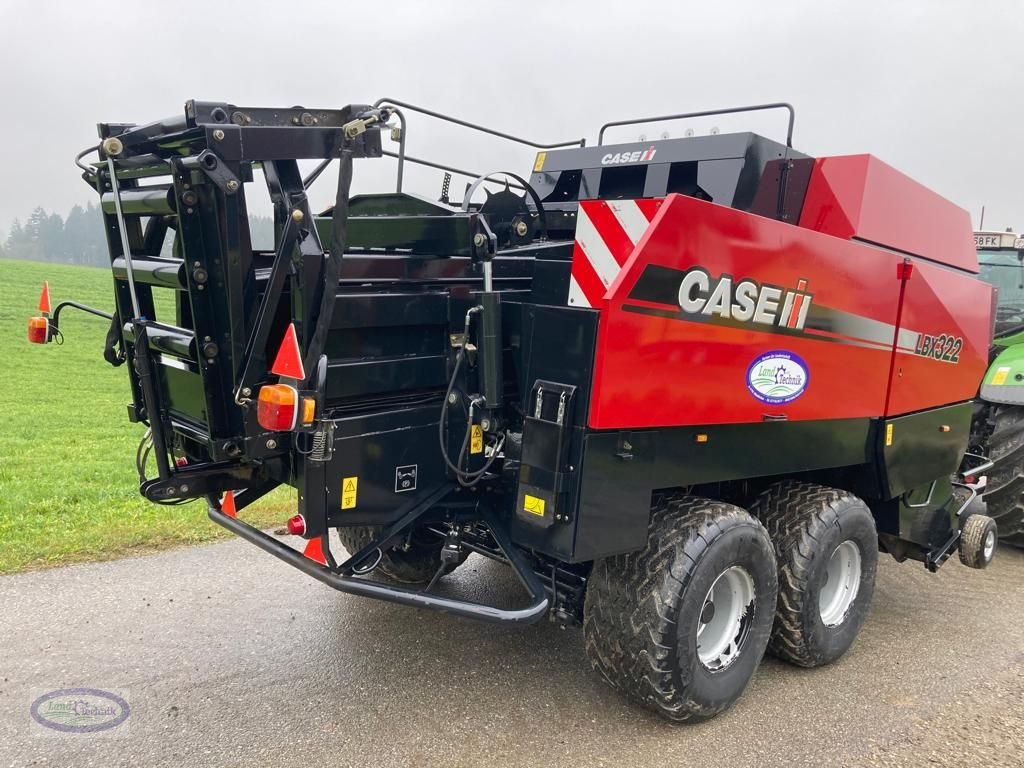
xmin=571 ymin=178 xmax=990 ymax=430
xmin=797 ymin=154 xmax=978 ymax=273
xmin=883 ymin=259 xmax=992 ymax=416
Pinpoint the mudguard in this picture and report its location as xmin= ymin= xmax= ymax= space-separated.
xmin=980 ymin=344 xmax=1024 ymax=405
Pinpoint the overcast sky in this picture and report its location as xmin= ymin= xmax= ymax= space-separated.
xmin=0 ymin=0 xmax=1021 ymax=233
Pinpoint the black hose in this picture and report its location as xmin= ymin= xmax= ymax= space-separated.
xmin=438 ymin=349 xmax=469 ymax=476
xmin=436 ymin=346 xmax=505 ymax=486
xmin=455 ymin=403 xmax=506 ymax=487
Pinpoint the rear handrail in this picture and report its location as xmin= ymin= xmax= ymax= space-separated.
xmin=373 ymin=97 xmax=586 ymax=193
xmin=598 ymin=102 xmax=796 ymax=147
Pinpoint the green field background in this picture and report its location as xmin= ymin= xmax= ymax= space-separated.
xmin=0 ymin=259 xmax=288 ymax=573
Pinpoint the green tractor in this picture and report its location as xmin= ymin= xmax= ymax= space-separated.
xmin=972 ymin=228 xmax=1024 ymax=546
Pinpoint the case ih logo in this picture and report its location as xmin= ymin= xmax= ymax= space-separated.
xmin=600 ymin=147 xmax=657 ymax=165
xmin=678 ymin=268 xmax=813 ymax=330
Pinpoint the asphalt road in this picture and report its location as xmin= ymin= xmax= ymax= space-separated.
xmin=2 ymin=534 xmax=1023 ymax=768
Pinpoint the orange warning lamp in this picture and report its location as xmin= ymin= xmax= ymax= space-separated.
xmin=257 ymin=384 xmax=299 ymax=431
xmin=28 ymin=282 xmax=52 ymax=344
xmin=300 ymin=397 xmax=316 ymax=425
xmin=256 ymin=384 xmax=316 ymax=431
xmin=27 ymin=316 xmax=49 ymax=344
xmin=257 ymin=322 xmax=316 ymax=431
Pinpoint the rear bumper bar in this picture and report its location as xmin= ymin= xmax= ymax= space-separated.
xmin=208 ymin=506 xmax=550 ymax=624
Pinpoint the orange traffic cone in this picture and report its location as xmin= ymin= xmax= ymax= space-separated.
xmin=302 ymin=536 xmax=327 ymax=565
xmin=221 ymin=491 xmax=237 ymax=518
xmin=38 ymin=282 xmax=51 ymax=314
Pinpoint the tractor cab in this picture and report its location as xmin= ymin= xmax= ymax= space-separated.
xmin=975 ymin=229 xmax=1024 ymax=337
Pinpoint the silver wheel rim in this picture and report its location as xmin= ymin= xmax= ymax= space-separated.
xmin=697 ymin=565 xmax=756 ymax=671
xmin=983 ymin=529 xmax=996 ymax=562
xmin=819 ymin=540 xmax=862 ymax=627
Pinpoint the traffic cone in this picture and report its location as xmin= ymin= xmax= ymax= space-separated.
xmin=221 ymin=491 xmax=237 ymax=518
xmin=38 ymin=282 xmax=51 ymax=314
xmin=270 ymin=323 xmax=306 ymax=380
xmin=302 ymin=536 xmax=327 ymax=565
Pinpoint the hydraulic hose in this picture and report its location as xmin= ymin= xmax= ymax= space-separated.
xmin=456 ymin=399 xmax=506 ymax=487
xmin=437 ymin=307 xmax=505 ymax=486
xmin=438 ymin=348 xmax=469 ymax=476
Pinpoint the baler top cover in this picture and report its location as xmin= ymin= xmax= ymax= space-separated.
xmin=530 ymin=132 xmax=811 ymax=223
xmin=536 ymin=134 xmax=977 ymax=274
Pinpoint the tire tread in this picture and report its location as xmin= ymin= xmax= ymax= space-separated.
xmin=750 ymin=479 xmax=875 ymax=668
xmin=978 ymin=407 xmax=1024 ymax=547
xmin=583 ymin=495 xmax=774 ymax=722
xmin=336 ymin=526 xmax=447 ymax=584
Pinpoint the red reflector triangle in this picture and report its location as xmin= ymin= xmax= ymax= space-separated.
xmin=38 ymin=282 xmax=51 ymax=314
xmin=302 ymin=536 xmax=327 ymax=565
xmin=221 ymin=491 xmax=237 ymax=518
xmin=270 ymin=323 xmax=306 ymax=380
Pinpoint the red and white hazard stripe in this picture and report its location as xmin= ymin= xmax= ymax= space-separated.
xmin=568 ymin=199 xmax=661 ymax=308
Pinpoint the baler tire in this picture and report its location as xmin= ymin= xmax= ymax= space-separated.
xmin=978 ymin=406 xmax=1024 ymax=548
xmin=582 ymin=495 xmax=777 ymax=723
xmin=959 ymin=514 xmax=998 ymax=569
xmin=336 ymin=526 xmax=463 ymax=584
xmin=751 ymin=480 xmax=878 ymax=668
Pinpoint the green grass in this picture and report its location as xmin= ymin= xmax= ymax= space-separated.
xmin=0 ymin=258 xmax=291 ymax=573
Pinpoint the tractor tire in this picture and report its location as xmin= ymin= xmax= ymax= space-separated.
xmin=582 ymin=496 xmax=777 ymax=722
xmin=336 ymin=526 xmax=463 ymax=584
xmin=977 ymin=406 xmax=1024 ymax=548
xmin=751 ymin=480 xmax=878 ymax=668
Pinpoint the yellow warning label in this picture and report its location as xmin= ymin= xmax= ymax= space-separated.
xmin=523 ymin=494 xmax=546 ymax=516
xmin=341 ymin=476 xmax=358 ymax=509
xmin=992 ymin=366 xmax=1011 ymax=386
xmin=470 ymin=424 xmax=483 ymax=455
xmin=885 ymin=423 xmax=894 ymax=447
xmin=533 ymin=152 xmax=547 ymax=172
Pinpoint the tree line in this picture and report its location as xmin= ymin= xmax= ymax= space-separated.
xmin=1 ymin=204 xmax=274 ymax=266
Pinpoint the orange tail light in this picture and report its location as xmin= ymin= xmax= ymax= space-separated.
xmin=256 ymin=384 xmax=316 ymax=432
xmin=27 ymin=316 xmax=49 ymax=344
xmin=257 ymin=384 xmax=298 ymax=431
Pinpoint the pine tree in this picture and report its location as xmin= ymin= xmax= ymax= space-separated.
xmin=23 ymin=207 xmax=50 ymax=261
xmin=43 ymin=211 xmax=66 ymax=263
xmin=7 ymin=217 xmax=26 ymax=259
xmin=64 ymin=204 xmax=98 ymax=265
xmin=83 ymin=202 xmax=108 ymax=266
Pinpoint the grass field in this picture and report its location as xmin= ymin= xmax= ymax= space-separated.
xmin=0 ymin=258 xmax=290 ymax=573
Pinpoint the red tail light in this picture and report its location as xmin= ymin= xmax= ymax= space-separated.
xmin=286 ymin=514 xmax=306 ymax=536
xmin=257 ymin=383 xmax=298 ymax=431
xmin=27 ymin=316 xmax=49 ymax=344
